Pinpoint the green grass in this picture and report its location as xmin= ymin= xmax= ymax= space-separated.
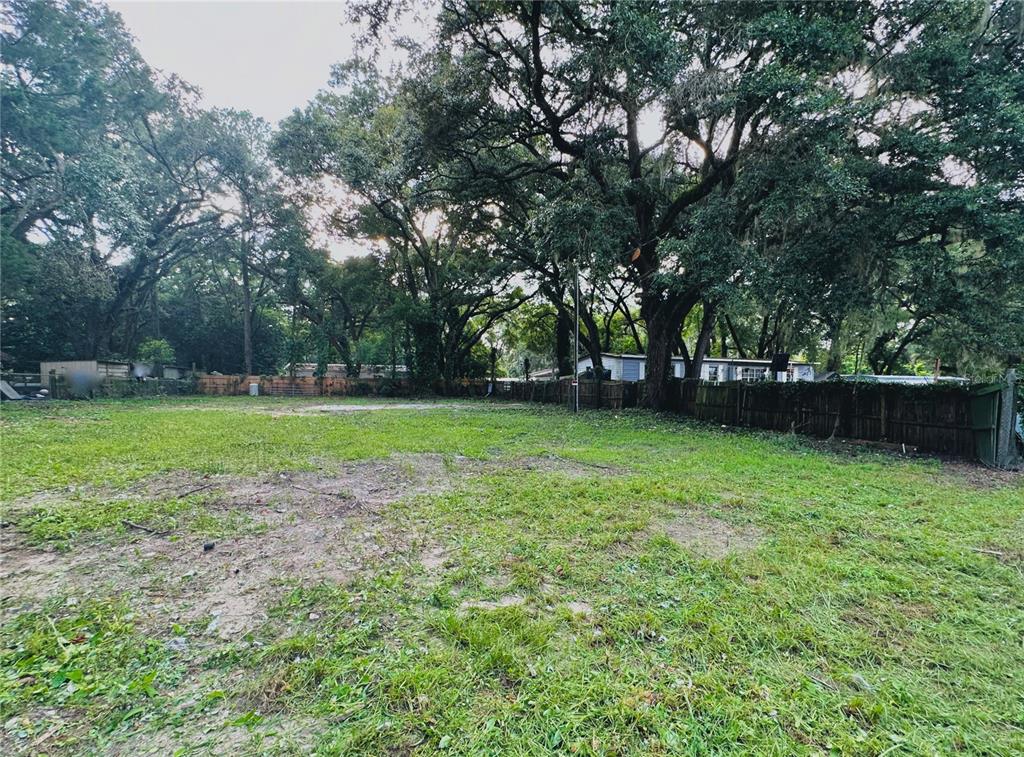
xmin=1 ymin=396 xmax=1022 ymax=755
xmin=0 ymin=597 xmax=185 ymax=735
xmin=12 ymin=490 xmax=256 ymax=547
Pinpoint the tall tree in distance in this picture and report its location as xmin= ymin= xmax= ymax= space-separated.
xmin=274 ymin=62 xmax=527 ymax=390
xmin=209 ymin=110 xmax=290 ymax=376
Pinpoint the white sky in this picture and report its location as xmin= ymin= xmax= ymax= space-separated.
xmin=110 ymin=0 xmax=357 ymax=126
xmin=111 ymin=1 xmax=418 ymax=259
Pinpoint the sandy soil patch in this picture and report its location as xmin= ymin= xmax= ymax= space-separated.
xmin=936 ymin=461 xmax=1023 ymax=490
xmin=659 ymin=507 xmax=764 ymax=558
xmin=1 ymin=454 xmax=485 ymax=635
xmin=2 ymin=453 xmax=616 ymax=635
xmin=565 ymin=600 xmax=593 ymax=615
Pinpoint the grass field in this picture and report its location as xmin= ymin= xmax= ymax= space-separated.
xmin=1 ymin=397 xmax=1022 ymax=755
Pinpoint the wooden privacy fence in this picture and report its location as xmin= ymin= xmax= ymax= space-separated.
xmin=491 ymin=378 xmax=627 ymax=410
xmin=197 ymin=375 xmax=412 ymax=397
xmin=513 ymin=375 xmax=1019 ymax=463
xmin=658 ymin=378 xmax=991 ymax=459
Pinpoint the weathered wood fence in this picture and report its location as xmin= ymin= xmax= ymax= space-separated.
xmin=196 ymin=374 xmax=413 ymax=397
xmin=668 ymin=379 xmax=976 ymax=457
xmin=490 ymin=378 xmax=628 ymax=410
xmin=498 ymin=376 xmax=1019 ymax=463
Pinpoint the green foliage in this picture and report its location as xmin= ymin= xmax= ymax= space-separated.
xmin=0 ymin=1 xmax=312 ymax=374
xmin=135 ymin=338 xmax=175 ymax=366
xmin=2 ymin=0 xmax=1021 ymax=389
xmin=0 ymin=597 xmax=182 ymax=735
xmin=275 ymin=77 xmax=528 ymax=389
xmin=406 ymin=0 xmax=1023 ymax=390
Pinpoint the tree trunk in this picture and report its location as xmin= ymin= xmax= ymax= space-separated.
xmin=580 ymin=310 xmax=604 ymax=372
xmin=756 ymin=312 xmax=770 ymax=359
xmin=724 ymin=314 xmax=747 ymax=359
xmin=621 ymin=305 xmax=645 ymax=353
xmin=555 ymin=305 xmax=573 ymax=377
xmin=151 ymin=286 xmax=161 ymax=340
xmin=241 ymin=256 xmax=254 ymax=376
xmin=643 ymin=311 xmax=677 ymax=409
xmin=641 ymin=283 xmax=699 ymax=408
xmin=578 ymin=310 xmax=605 ymax=408
xmin=410 ymin=309 xmax=443 ymax=392
xmin=826 ymin=318 xmax=844 ymax=373
xmin=690 ymin=302 xmax=717 ymax=383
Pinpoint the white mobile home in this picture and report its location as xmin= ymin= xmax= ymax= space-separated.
xmin=40 ymin=360 xmax=190 ymax=380
xmin=40 ymin=359 xmax=131 ymax=379
xmin=576 ymin=353 xmax=815 ymax=382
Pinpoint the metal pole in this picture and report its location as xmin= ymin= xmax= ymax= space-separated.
xmin=574 ymin=255 xmax=580 ymax=413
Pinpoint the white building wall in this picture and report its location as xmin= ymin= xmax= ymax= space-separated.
xmin=40 ymin=360 xmax=99 ymax=377
xmin=573 ymin=355 xmax=814 ymax=383
xmin=40 ymin=360 xmax=134 ymax=378
xmin=577 ymin=355 xmax=626 ymax=379
xmin=793 ymin=365 xmax=816 ymax=381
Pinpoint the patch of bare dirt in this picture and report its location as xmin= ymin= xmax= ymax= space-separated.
xmin=419 ymin=545 xmax=451 ymax=572
xmin=937 ymin=462 xmax=1023 ymax=490
xmin=513 ymin=454 xmax=624 ymax=477
xmin=565 ymin=600 xmax=593 ymax=615
xmin=1 ymin=454 xmax=485 ymax=635
xmin=2 ymin=452 xmax=632 ymax=635
xmin=480 ymin=573 xmax=510 ymax=589
xmin=659 ymin=507 xmax=764 ymax=558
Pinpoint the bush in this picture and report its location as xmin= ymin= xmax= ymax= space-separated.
xmin=136 ymin=338 xmax=175 ymax=365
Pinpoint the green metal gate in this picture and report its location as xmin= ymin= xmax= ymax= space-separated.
xmin=970 ymin=384 xmax=1001 ymax=466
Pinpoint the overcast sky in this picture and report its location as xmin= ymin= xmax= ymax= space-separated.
xmin=110 ymin=1 xmax=423 ymax=259
xmin=110 ymin=1 xmax=357 ymax=126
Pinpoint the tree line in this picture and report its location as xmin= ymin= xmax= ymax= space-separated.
xmin=3 ymin=0 xmax=1022 ymax=407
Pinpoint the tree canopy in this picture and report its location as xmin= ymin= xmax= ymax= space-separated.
xmin=2 ymin=0 xmax=1021 ymax=399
